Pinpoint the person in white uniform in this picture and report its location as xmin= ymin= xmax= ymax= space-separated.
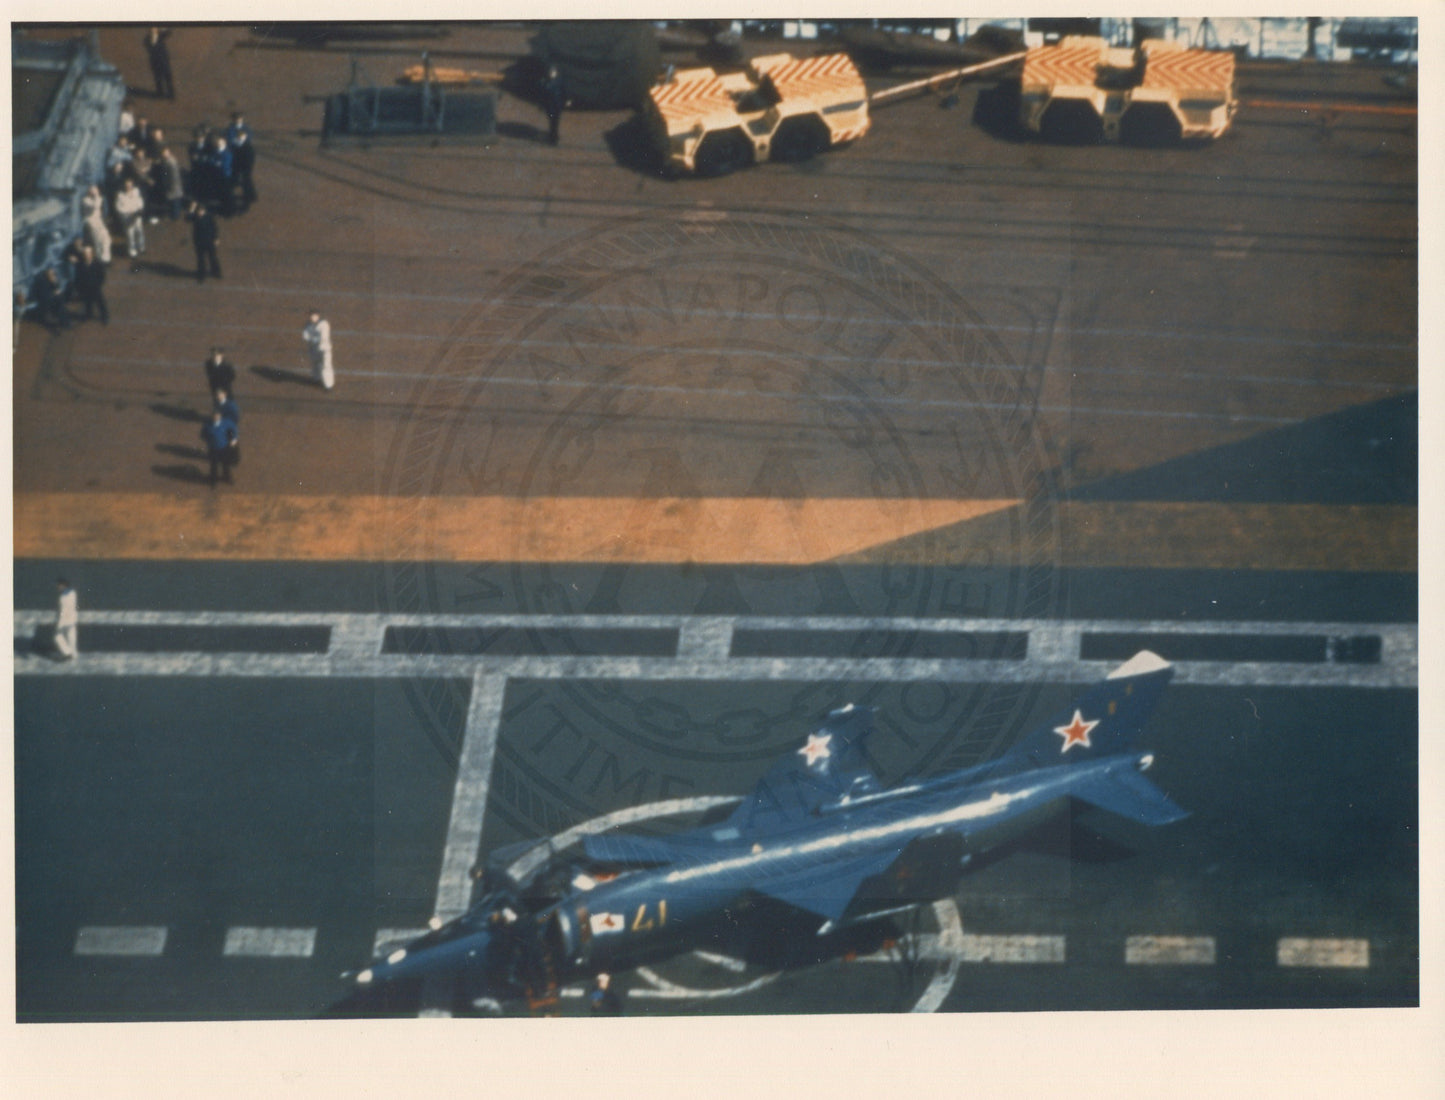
xmin=54 ymin=578 xmax=78 ymax=660
xmin=303 ymin=310 xmax=334 ymax=391
xmin=115 ymin=177 xmax=146 ymax=260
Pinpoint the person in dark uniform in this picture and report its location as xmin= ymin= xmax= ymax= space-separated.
xmin=187 ymin=201 xmax=221 ymax=282
xmin=187 ymin=125 xmax=211 ymax=201
xmin=203 ymin=346 xmax=236 ymax=401
xmin=541 ymin=65 xmax=566 ymax=145
xmin=144 ymin=28 xmax=174 ymax=99
xmin=227 ymin=112 xmax=257 ymax=210
xmin=200 ymin=409 xmax=237 ymax=487
xmin=73 ymin=245 xmax=108 ymax=324
xmin=153 ymin=145 xmax=184 ymax=220
xmin=210 ymin=136 xmax=235 ymax=217
xmin=62 ymin=235 xmax=87 ymax=281
xmin=32 ymin=267 xmax=69 ymax=330
xmin=214 ymin=388 xmax=240 ymax=431
xmin=587 ymin=972 xmax=622 ymax=1015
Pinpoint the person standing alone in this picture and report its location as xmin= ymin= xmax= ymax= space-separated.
xmin=303 ymin=310 xmax=334 ymax=390
xmin=188 ymin=200 xmax=221 ymax=282
xmin=144 ymin=27 xmax=174 ymax=99
xmin=73 ymin=244 xmax=109 ymax=324
xmin=54 ymin=578 xmax=78 ymax=660
xmin=227 ymin=112 xmax=257 ymax=210
xmin=541 ymin=65 xmax=566 ymax=145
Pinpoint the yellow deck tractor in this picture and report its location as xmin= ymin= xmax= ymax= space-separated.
xmin=1018 ymin=35 xmax=1236 ymax=144
xmin=644 ymin=52 xmax=871 ymax=176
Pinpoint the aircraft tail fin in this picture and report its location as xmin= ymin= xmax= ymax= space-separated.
xmin=1001 ymin=650 xmax=1174 ymax=770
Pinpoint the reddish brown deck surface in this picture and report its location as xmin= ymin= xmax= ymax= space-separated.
xmin=12 ymin=26 xmax=1417 ymax=568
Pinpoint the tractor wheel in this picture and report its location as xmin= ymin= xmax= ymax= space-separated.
xmin=1120 ymin=102 xmax=1183 ymax=147
xmin=770 ymin=114 xmax=832 ymax=162
xmin=693 ymin=128 xmax=755 ymax=177
xmin=1039 ymin=99 xmax=1105 ymax=144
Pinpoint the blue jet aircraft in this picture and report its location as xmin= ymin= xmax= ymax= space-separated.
xmin=346 ymin=650 xmax=1186 ymax=1011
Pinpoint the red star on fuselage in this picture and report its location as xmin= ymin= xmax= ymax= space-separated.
xmin=1054 ymin=709 xmax=1099 ymax=753
xmin=798 ymin=732 xmax=832 ymax=767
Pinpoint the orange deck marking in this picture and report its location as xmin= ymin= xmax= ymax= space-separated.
xmin=12 ymin=494 xmax=1415 ymax=572
xmin=12 ymin=493 xmax=1015 ymax=565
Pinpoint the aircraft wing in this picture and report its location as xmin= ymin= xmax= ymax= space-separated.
xmin=1069 ymin=766 xmax=1189 ymax=826
xmin=582 ymin=831 xmax=696 ymax=867
xmin=722 ymin=705 xmax=884 ymax=837
xmin=752 ymin=848 xmax=902 ymax=923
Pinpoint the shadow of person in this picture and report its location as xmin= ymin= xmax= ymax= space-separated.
xmin=151 ymin=463 xmax=211 ymax=484
xmin=496 ymin=120 xmax=547 ymax=144
xmin=251 ymin=363 xmax=315 ymax=387
xmin=130 ymin=259 xmax=198 ymax=279
xmin=20 ymin=622 xmax=56 ymax=657
xmin=150 ymin=402 xmax=206 ymax=423
xmin=156 ymin=442 xmax=208 ymax=461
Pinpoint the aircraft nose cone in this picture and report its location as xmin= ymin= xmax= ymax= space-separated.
xmin=356 ymin=927 xmax=495 ymax=988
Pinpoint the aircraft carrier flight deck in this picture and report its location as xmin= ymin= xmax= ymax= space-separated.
xmin=11 ymin=20 xmax=1419 ymax=1025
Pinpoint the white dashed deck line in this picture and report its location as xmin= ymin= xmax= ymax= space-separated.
xmin=74 ymin=926 xmax=168 ymax=957
xmin=956 ymin=934 xmax=1066 ymax=964
xmin=222 ymin=927 xmax=317 ymax=958
xmin=373 ymin=928 xmax=431 ymax=957
xmin=433 ymin=673 xmax=508 ymax=923
xmin=1126 ymin=935 xmax=1217 ymax=965
xmin=1277 ymin=938 xmax=1370 ymax=968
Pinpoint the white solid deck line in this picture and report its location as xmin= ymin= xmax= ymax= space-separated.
xmin=11 ymin=610 xmax=1416 ymax=690
xmin=433 ymin=673 xmax=507 ymax=923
